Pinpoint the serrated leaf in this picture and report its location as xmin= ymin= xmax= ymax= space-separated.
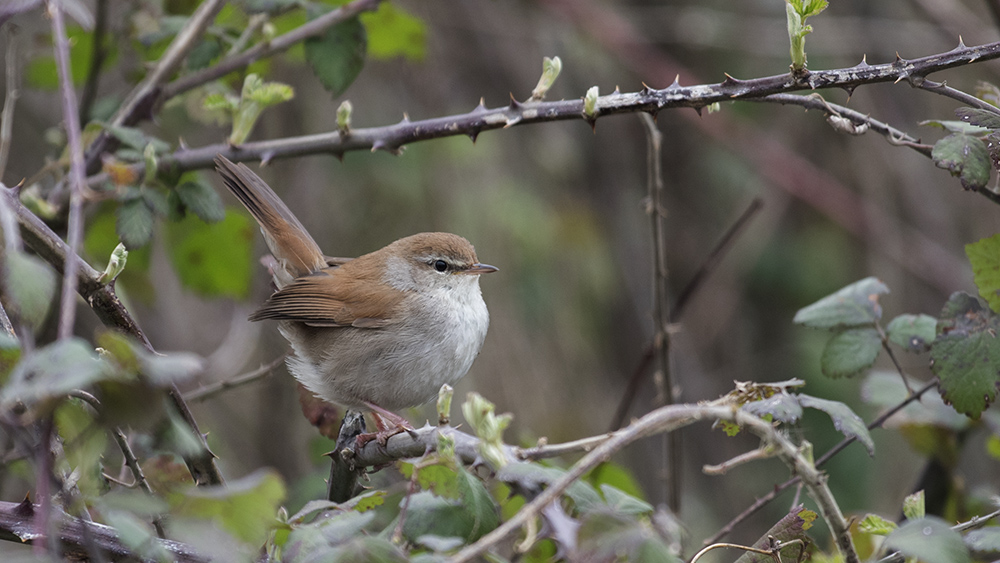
xmin=169 ymin=468 xmax=285 ymax=546
xmin=932 ymin=133 xmax=991 ymax=190
xmin=175 ymin=180 xmax=225 ymax=222
xmin=919 ymin=120 xmax=989 ymax=135
xmin=793 ymin=277 xmax=888 ymax=328
xmin=304 ymin=13 xmax=366 ymax=97
xmin=821 ymin=327 xmax=881 ymax=378
xmin=861 ymin=371 xmax=967 ymax=430
xmin=575 ymin=511 xmax=678 ymax=563
xmin=496 ymin=463 xmax=602 ymax=513
xmin=741 ymin=393 xmax=804 ymax=422
xmin=858 ymin=513 xmax=897 ymax=535
xmin=903 ymin=490 xmax=925 ymax=520
xmin=884 ymin=517 xmax=970 ymax=563
xmin=955 ymin=107 xmax=1000 ymax=130
xmin=2 ymin=338 xmax=110 ymax=407
xmin=103 ymin=124 xmax=171 ymax=154
xmin=141 ymin=188 xmax=170 ymax=217
xmin=2 ymin=251 xmax=56 ymax=329
xmin=599 ymin=484 xmax=653 ymax=515
xmin=117 ymin=198 xmax=154 ymax=249
xmin=931 ymin=292 xmax=1000 ymax=419
xmin=401 ymin=467 xmax=498 ymax=544
xmin=285 ymin=510 xmax=374 ymax=561
xmin=165 ymin=210 xmax=253 ymax=299
xmin=965 ymin=528 xmax=1000 ymax=555
xmin=887 ymin=314 xmax=937 ymax=352
xmin=798 ymin=394 xmax=874 ymax=455
xmin=966 ymin=234 xmax=1000 ymax=313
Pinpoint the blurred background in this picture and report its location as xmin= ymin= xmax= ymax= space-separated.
xmin=2 ymin=0 xmax=1000 ymax=557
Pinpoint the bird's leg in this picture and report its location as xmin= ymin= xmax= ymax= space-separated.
xmin=355 ymin=402 xmax=415 ymax=448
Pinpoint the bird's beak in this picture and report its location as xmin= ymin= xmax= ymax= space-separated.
xmin=461 ymin=263 xmax=499 ymax=275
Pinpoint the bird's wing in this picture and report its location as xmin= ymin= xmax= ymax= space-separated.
xmin=248 ymin=267 xmax=402 ymax=328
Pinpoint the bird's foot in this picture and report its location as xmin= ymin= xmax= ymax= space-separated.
xmin=354 ymin=402 xmax=415 ymax=448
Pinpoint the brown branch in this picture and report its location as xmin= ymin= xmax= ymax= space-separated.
xmin=86 ymin=39 xmax=1000 ymax=200
xmin=183 ymin=355 xmax=285 ymax=402
xmin=0 ymin=498 xmax=207 ymax=562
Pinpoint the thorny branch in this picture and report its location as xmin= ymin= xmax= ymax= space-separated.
xmin=84 ymin=40 xmax=1000 ymax=207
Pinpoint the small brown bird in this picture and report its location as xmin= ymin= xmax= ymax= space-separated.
xmin=215 ymin=156 xmax=496 ymax=441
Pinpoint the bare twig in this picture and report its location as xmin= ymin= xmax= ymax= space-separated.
xmin=704 ymin=378 xmax=939 ymax=546
xmin=161 ymin=0 xmax=385 ymax=100
xmin=451 ymin=404 xmax=860 ymax=563
xmin=184 ymin=355 xmax=286 ymax=402
xmin=49 ymin=0 xmax=87 ymax=340
xmin=690 ymin=539 xmax=806 ymax=563
xmin=608 ymin=198 xmax=763 ymax=432
xmin=640 ymin=114 xmax=679 ymax=510
xmin=757 ymin=94 xmax=932 ymax=157
xmin=77 ymin=0 xmax=107 ymax=124
xmin=916 ymin=76 xmax=1000 ymax=113
xmin=0 ymin=26 xmax=18 ymax=180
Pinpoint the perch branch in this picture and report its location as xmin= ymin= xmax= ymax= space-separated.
xmin=183 ymin=355 xmax=286 ymax=402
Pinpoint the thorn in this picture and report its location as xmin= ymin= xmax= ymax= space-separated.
xmin=694 ymin=106 xmax=703 ymax=117
xmin=371 ymin=140 xmax=388 ymax=153
xmin=12 ymin=178 xmax=25 ymax=194
xmin=669 ymin=75 xmax=681 ymax=89
xmin=640 ymin=82 xmax=655 ymax=96
xmin=843 ymin=86 xmax=855 ymax=101
xmin=722 ymin=72 xmax=741 ymax=85
xmin=474 ymin=98 xmax=487 ymax=112
xmin=508 ymin=93 xmax=522 ymax=109
xmin=614 ymin=85 xmax=621 ymax=94
xmin=15 ymin=495 xmax=33 ymax=517
xmin=334 ymin=152 xmax=344 ymax=162
xmin=468 ymin=130 xmax=480 ymax=143
xmin=894 ymin=52 xmax=904 ymax=64
xmin=589 ymin=119 xmax=597 ymax=134
xmin=178 ymin=137 xmax=188 ymax=150
xmin=957 ymin=35 xmax=966 ymax=50
xmin=260 ymin=151 xmax=275 ymax=167
xmin=503 ymin=116 xmax=522 ymax=129
xmin=400 ymin=113 xmax=410 ymax=124
xmin=854 ymin=55 xmax=869 ymax=69
xmin=646 ymin=109 xmax=659 ymax=123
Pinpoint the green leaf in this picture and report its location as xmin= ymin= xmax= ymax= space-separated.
xmin=26 ymin=25 xmax=109 ymax=89
xmin=585 ymin=462 xmax=645 ymax=501
xmin=576 ymin=511 xmax=678 ymax=563
xmin=965 ymin=528 xmax=1000 ymax=556
xmin=858 ymin=513 xmax=897 ymax=535
xmin=884 ymin=517 xmax=970 ymax=563
xmin=932 ymin=133 xmax=991 ymax=190
xmin=793 ymin=277 xmax=888 ymax=328
xmin=175 ymin=180 xmax=226 ymax=222
xmin=362 ymin=4 xmax=425 ymax=61
xmin=741 ymin=393 xmax=803 ymax=422
xmin=117 ymin=198 xmax=155 ymax=249
xmin=305 ymin=13 xmax=366 ymax=96
xmin=931 ymin=292 xmax=1000 ymax=419
xmin=966 ymin=234 xmax=1000 ymax=313
xmin=165 ymin=210 xmax=254 ymax=299
xmin=903 ymin=490 xmax=925 ymax=520
xmin=141 ymin=188 xmax=170 ymax=217
xmin=919 ymin=120 xmax=989 ymax=135
xmin=887 ymin=314 xmax=937 ymax=352
xmin=955 ymin=107 xmax=1000 ymax=130
xmin=497 ymin=463 xmax=602 ymax=514
xmin=0 ymin=333 xmax=21 ymax=386
xmin=860 ymin=371 xmax=967 ymax=430
xmin=285 ymin=511 xmax=374 ymax=561
xmin=186 ymin=38 xmax=222 ymax=71
xmin=54 ymin=399 xmax=109 ymax=496
xmin=798 ymin=394 xmax=874 ymax=455
xmin=2 ymin=338 xmax=110 ymax=407
xmin=103 ymin=510 xmax=174 ymax=562
xmin=599 ymin=484 xmax=653 ymax=516
xmin=2 ymin=251 xmax=56 ymax=329
xmin=170 ymin=469 xmax=285 ymax=546
xmin=104 ymin=124 xmax=171 ymax=154
xmin=820 ymin=327 xmax=881 ymax=378
xmin=401 ymin=470 xmax=499 ymax=545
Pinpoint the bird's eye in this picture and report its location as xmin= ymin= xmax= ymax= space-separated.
xmin=433 ymin=259 xmax=448 ymax=272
